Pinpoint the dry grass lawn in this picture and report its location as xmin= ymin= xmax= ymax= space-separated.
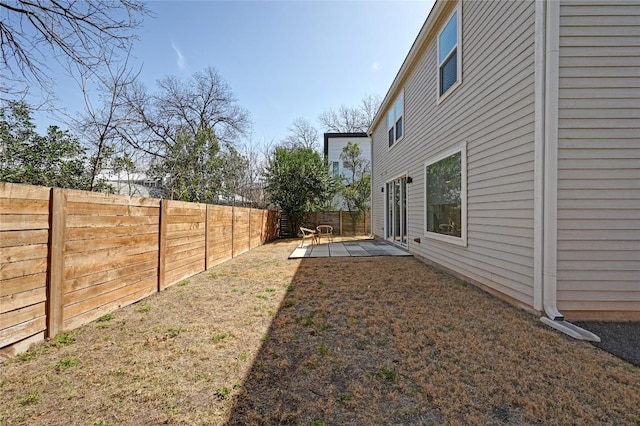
xmin=1 ymin=239 xmax=638 ymax=425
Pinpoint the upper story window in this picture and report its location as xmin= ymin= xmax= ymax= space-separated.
xmin=387 ymin=91 xmax=404 ymax=147
xmin=332 ymin=161 xmax=340 ymax=177
xmin=438 ymin=6 xmax=461 ymax=98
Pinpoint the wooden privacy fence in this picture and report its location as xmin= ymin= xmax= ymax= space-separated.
xmin=0 ymin=182 xmax=279 ymax=356
xmin=300 ymin=211 xmax=371 ymax=236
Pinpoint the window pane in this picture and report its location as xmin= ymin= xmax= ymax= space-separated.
xmin=387 ymin=183 xmax=393 ymax=238
xmin=401 ymin=178 xmax=407 ymax=244
xmin=438 ymin=11 xmax=457 ymax=63
xmin=394 ymin=180 xmax=401 ymax=242
xmin=395 ymin=117 xmax=403 ymax=140
xmin=426 ymin=151 xmax=462 ymax=237
xmin=440 ymin=50 xmax=457 ymax=95
xmin=332 ymin=161 xmax=339 ymax=177
xmin=395 ymin=92 xmax=403 ymax=118
xmin=389 ymin=128 xmax=394 ymax=147
xmin=388 ymin=110 xmax=395 ymax=129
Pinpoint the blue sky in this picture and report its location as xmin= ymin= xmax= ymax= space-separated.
xmin=39 ymin=0 xmax=435 ymax=147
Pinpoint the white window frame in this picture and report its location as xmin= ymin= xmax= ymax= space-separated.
xmin=385 ymin=172 xmax=409 ymax=247
xmin=436 ymin=3 xmax=462 ymax=103
xmin=423 ymin=142 xmax=467 ymax=247
xmin=387 ymin=89 xmax=405 ymax=148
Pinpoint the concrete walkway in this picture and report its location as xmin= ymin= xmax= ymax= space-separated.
xmin=289 ymin=240 xmax=411 ymax=259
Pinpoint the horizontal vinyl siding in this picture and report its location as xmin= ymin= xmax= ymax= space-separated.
xmin=556 ymin=0 xmax=640 ymax=315
xmin=372 ymin=0 xmax=537 ymax=307
xmin=327 ymin=137 xmax=372 ymax=174
xmin=327 ymin=136 xmax=372 ymax=210
xmin=371 ymin=120 xmax=389 ymax=237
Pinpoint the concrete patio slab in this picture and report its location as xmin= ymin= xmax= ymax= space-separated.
xmin=289 ymin=246 xmax=312 ymax=258
xmin=311 ymin=244 xmax=330 ymax=257
xmin=289 ymin=240 xmax=411 ymax=259
xmin=328 ymin=243 xmax=350 ymax=257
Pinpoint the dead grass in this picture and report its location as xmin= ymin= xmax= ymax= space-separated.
xmin=1 ymin=239 xmax=638 ymax=425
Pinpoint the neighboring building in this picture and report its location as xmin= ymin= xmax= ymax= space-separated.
xmin=96 ymin=171 xmax=163 ymax=198
xmin=369 ymin=0 xmax=639 ymax=334
xmin=324 ymin=132 xmax=372 ymax=210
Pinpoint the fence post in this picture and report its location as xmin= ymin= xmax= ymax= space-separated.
xmin=364 ymin=211 xmax=366 ymax=235
xmin=47 ymin=188 xmax=67 ymax=338
xmin=366 ymin=210 xmax=370 ymax=235
xmin=231 ymin=206 xmax=235 ymax=258
xmin=339 ymin=211 xmax=343 ymax=236
xmin=158 ymin=199 xmax=168 ymax=292
xmin=205 ymin=204 xmax=210 ymax=270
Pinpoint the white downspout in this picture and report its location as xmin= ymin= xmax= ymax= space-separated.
xmin=542 ymin=0 xmax=563 ymax=321
xmin=533 ymin=0 xmax=546 ymax=313
xmin=537 ymin=0 xmax=599 ymax=342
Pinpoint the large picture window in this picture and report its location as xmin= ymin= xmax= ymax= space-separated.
xmin=425 ymin=145 xmax=466 ymax=244
xmin=438 ymin=6 xmax=461 ymax=98
xmin=387 ymin=91 xmax=404 ymax=147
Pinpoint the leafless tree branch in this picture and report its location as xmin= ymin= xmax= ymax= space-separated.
xmin=0 ymin=0 xmax=149 ymax=97
xmin=318 ymin=93 xmax=382 ymax=133
xmin=282 ymin=117 xmax=319 ymax=151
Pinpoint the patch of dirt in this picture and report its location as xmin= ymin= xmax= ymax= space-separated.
xmin=1 ymin=239 xmax=639 ymax=425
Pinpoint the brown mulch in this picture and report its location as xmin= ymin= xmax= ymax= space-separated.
xmin=1 ymin=239 xmax=639 ymax=425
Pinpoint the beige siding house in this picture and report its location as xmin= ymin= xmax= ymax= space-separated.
xmin=369 ymin=0 xmax=639 ymax=335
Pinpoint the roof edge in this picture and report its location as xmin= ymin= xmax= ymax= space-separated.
xmin=368 ymin=0 xmax=446 ymax=135
xmin=323 ymin=132 xmax=369 ymax=157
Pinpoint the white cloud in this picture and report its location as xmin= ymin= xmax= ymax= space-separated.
xmin=171 ymin=41 xmax=186 ymax=70
xmin=371 ymin=61 xmax=381 ymax=72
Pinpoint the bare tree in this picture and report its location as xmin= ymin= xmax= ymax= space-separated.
xmin=359 ymin=93 xmax=383 ymax=131
xmin=282 ymin=117 xmax=320 ymax=151
xmin=242 ymin=136 xmax=277 ymax=207
xmin=0 ymin=0 xmax=149 ymax=98
xmin=120 ymin=67 xmax=251 ymax=157
xmin=117 ymin=67 xmax=251 ymax=202
xmin=318 ymin=93 xmax=382 ymax=133
xmin=70 ymin=49 xmax=141 ymax=190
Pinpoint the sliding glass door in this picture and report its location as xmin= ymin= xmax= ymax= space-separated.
xmin=386 ymin=176 xmax=407 ymax=246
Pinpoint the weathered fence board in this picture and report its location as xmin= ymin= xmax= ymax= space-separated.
xmin=265 ymin=211 xmax=280 ymax=241
xmin=0 ymin=198 xmax=49 ymax=214
xmin=0 ymin=183 xmax=50 ymax=354
xmin=1 ymin=274 xmax=47 ymax=298
xmin=1 ymin=244 xmax=49 ymax=263
xmin=0 ymin=229 xmax=49 ymax=248
xmin=250 ymin=209 xmax=263 ymax=249
xmin=233 ymin=207 xmax=251 ymax=257
xmin=60 ymin=191 xmax=160 ymax=335
xmin=65 ymin=233 xmax=158 ymax=253
xmin=66 ymin=224 xmax=157 ymax=241
xmin=300 ymin=210 xmax=371 ymax=236
xmin=64 ymin=277 xmax=157 ymax=331
xmin=65 ymin=259 xmax=158 ymax=294
xmin=206 ymin=205 xmax=233 ymax=268
xmin=0 ymin=183 xmax=278 ymax=357
xmin=161 ymin=200 xmax=206 ymax=288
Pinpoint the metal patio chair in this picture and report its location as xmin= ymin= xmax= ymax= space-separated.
xmin=316 ymin=225 xmax=333 ymax=244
